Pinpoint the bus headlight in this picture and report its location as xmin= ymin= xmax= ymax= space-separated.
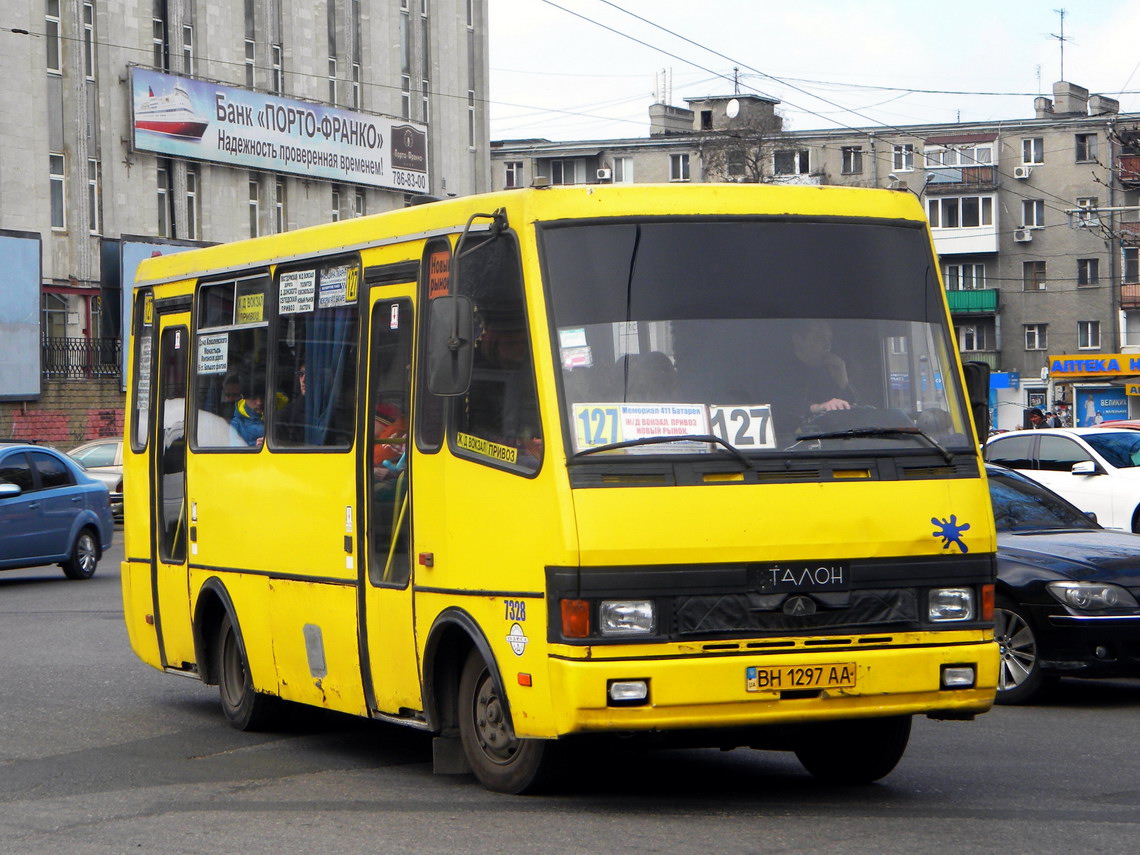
xmin=599 ymin=600 xmax=655 ymax=636
xmin=928 ymin=587 xmax=975 ymax=622
xmin=1047 ymin=581 xmax=1138 ymax=610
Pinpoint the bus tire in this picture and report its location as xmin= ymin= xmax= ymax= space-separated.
xmin=216 ymin=612 xmax=282 ymax=731
xmin=793 ymin=715 xmax=911 ymax=784
xmin=457 ymin=649 xmax=554 ymax=794
xmin=61 ymin=528 xmax=99 ymax=580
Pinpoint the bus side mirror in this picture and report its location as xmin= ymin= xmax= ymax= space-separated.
xmin=962 ymin=361 xmax=990 ymax=442
xmin=427 ymin=295 xmax=476 ymax=396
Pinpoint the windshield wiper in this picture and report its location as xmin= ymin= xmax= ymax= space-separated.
xmin=794 ymin=426 xmax=955 ymax=464
xmin=574 ymin=434 xmax=754 ymax=469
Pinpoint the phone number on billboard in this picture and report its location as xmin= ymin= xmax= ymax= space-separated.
xmin=393 ymin=171 xmax=428 ymax=190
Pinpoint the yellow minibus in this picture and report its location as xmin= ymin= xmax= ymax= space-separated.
xmin=122 ymin=184 xmax=998 ymax=793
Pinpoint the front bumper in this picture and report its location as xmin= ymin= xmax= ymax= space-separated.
xmin=541 ymin=636 xmax=997 ymax=737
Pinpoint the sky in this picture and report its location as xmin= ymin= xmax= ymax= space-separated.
xmin=488 ymin=0 xmax=1140 ymax=142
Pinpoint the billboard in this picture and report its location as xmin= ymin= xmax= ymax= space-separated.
xmin=129 ymin=68 xmax=429 ymax=193
xmin=0 ymin=231 xmax=42 ymax=400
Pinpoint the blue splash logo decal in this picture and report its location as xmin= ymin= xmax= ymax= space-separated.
xmin=931 ymin=515 xmax=970 ymax=553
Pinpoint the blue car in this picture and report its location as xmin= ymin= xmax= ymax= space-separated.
xmin=0 ymin=443 xmax=115 ymax=580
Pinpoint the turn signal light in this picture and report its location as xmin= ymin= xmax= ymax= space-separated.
xmin=981 ymin=584 xmax=994 ymax=621
xmin=561 ymin=599 xmax=590 ymax=638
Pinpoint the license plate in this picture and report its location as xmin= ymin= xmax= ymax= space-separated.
xmin=746 ymin=663 xmax=856 ymax=692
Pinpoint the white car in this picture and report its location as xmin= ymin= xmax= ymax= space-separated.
xmin=984 ymin=427 xmax=1140 ymax=532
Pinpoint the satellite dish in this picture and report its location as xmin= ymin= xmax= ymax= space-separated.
xmin=725 ymin=98 xmax=740 ymax=119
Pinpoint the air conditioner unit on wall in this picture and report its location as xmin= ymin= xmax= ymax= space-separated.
xmin=1014 ymin=228 xmax=1033 ymax=242
xmin=1013 ymin=165 xmax=1033 ymax=179
xmin=596 ymin=168 xmax=612 ymax=181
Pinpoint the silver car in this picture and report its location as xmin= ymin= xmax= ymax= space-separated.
xmin=67 ymin=438 xmax=123 ymax=520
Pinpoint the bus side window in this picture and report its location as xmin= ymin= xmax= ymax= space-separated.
xmin=269 ymin=262 xmax=359 ymax=449
xmin=193 ymin=275 xmax=269 ymax=449
xmin=455 ymin=235 xmax=542 ymax=472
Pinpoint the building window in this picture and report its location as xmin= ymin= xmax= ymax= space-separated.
xmin=1022 ymin=137 xmax=1044 ymax=165
xmin=957 ymin=324 xmax=988 ymax=352
xmin=46 ymin=0 xmax=62 ymax=74
xmin=185 ymin=167 xmax=199 ymax=240
xmin=50 ymin=153 xmax=65 ymax=230
xmin=1024 ymin=324 xmax=1048 ymax=351
xmin=774 ymin=149 xmax=809 ymax=175
xmin=354 ymin=189 xmax=366 ymax=218
xmin=550 ymin=159 xmax=580 ymax=185
xmin=152 ymin=2 xmax=168 ymax=71
xmin=158 ymin=161 xmax=180 ymax=236
xmin=944 ymin=263 xmax=986 ymax=290
xmin=1022 ymin=199 xmax=1045 ymax=228
xmin=504 ymin=161 xmax=523 ymax=189
xmin=402 ymin=75 xmax=411 ymax=119
xmin=353 ymin=63 xmax=362 ymax=109
xmin=1077 ymin=258 xmax=1099 ymax=286
xmin=924 ymin=145 xmax=992 ymax=167
xmin=157 ymin=160 xmax=174 ymax=237
xmin=927 ymin=196 xmax=994 ymax=229
xmin=670 ymin=153 xmax=691 ymax=182
xmin=1023 ymin=260 xmax=1047 ymax=291
xmin=1125 ymin=247 xmax=1140 ymax=283
xmin=841 ymin=146 xmax=863 ymax=175
xmin=1078 ymin=321 xmax=1101 ymax=350
xmin=1075 ymin=133 xmax=1097 ymax=163
xmin=1074 ymin=196 xmax=1100 ymax=229
xmin=272 ymin=44 xmax=283 ymax=94
xmin=892 ymin=144 xmax=915 ymax=171
xmin=183 ymin=25 xmax=195 ymax=75
xmin=614 ymin=156 xmax=633 ymax=184
xmin=468 ymin=89 xmax=476 ymax=148
xmin=467 ymin=0 xmax=474 ymax=27
xmin=275 ymin=179 xmax=286 ymax=233
xmin=87 ymin=159 xmax=100 ymax=235
xmin=245 ymin=39 xmax=256 ymax=88
xmin=328 ymin=57 xmax=337 ymax=104
xmin=248 ymin=175 xmax=260 ymax=238
xmin=83 ymin=2 xmax=96 ymax=80
xmin=422 ymin=78 xmax=430 ymax=122
xmin=331 ymin=188 xmax=341 ymax=222
xmin=43 ymin=293 xmax=68 ymax=339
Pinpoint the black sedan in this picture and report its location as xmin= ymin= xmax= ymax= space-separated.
xmin=989 ymin=464 xmax=1140 ymax=703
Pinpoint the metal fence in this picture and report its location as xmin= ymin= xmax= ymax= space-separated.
xmin=41 ymin=336 xmax=121 ymax=380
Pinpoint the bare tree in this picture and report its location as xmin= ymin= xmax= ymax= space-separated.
xmin=699 ymin=109 xmax=786 ymax=183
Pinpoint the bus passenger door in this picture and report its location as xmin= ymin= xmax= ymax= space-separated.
xmin=360 ymin=290 xmax=420 ymax=715
xmin=151 ymin=316 xmax=195 ymax=671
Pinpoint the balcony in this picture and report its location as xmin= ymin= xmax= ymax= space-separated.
xmin=1120 ymin=221 xmax=1140 ymax=245
xmin=1123 ymin=283 xmax=1140 ymax=311
xmin=1119 ymin=154 xmax=1140 ymax=186
xmin=925 ymin=165 xmax=998 ymax=192
xmin=946 ymin=289 xmax=999 ymax=314
xmin=959 ymin=351 xmax=1000 ymax=372
xmin=41 ymin=336 xmax=121 ymax=380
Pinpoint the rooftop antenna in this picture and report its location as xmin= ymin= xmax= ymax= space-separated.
xmin=733 ymin=67 xmax=740 ymax=95
xmin=1050 ymin=8 xmax=1071 ymax=81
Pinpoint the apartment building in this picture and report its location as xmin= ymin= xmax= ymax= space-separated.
xmin=492 ymin=82 xmax=1140 ymax=430
xmin=1 ymin=0 xmax=488 ymax=412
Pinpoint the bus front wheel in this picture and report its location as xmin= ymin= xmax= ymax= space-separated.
xmin=793 ymin=715 xmax=911 ymax=784
xmin=457 ymin=650 xmax=554 ymax=794
xmin=216 ymin=612 xmax=282 ymax=731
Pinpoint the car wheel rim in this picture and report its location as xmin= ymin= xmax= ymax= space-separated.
xmin=78 ymin=534 xmax=97 ymax=575
xmin=995 ymin=607 xmax=1036 ymax=690
xmin=471 ymin=670 xmax=518 ymax=765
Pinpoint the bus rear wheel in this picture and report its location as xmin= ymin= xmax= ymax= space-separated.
xmin=457 ymin=650 xmax=554 ymax=794
xmin=216 ymin=612 xmax=282 ymax=731
xmin=793 ymin=715 xmax=911 ymax=784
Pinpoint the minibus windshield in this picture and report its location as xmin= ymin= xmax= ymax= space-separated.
xmin=540 ymin=218 xmax=972 ymax=458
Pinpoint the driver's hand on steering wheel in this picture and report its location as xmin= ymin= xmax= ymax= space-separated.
xmin=810 ymin=397 xmax=852 ymax=414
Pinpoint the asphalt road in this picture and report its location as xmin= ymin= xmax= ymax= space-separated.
xmin=1 ymin=533 xmax=1138 ymax=855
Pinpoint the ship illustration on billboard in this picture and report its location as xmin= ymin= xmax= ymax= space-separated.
xmin=134 ymin=83 xmax=209 ymax=139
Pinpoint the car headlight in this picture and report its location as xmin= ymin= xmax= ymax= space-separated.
xmin=928 ymin=587 xmax=975 ymax=621
xmin=598 ymin=600 xmax=655 ymax=636
xmin=1047 ymin=581 xmax=1139 ymax=610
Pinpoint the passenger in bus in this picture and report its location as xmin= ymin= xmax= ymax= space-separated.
xmin=620 ymin=351 xmax=678 ymax=402
xmin=275 ymin=362 xmax=307 ymax=444
xmin=373 ymin=402 xmax=408 ymax=478
xmin=231 ymin=390 xmax=266 ymax=447
xmin=470 ymin=324 xmax=543 ymax=464
xmin=220 ymin=373 xmax=242 ymax=422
